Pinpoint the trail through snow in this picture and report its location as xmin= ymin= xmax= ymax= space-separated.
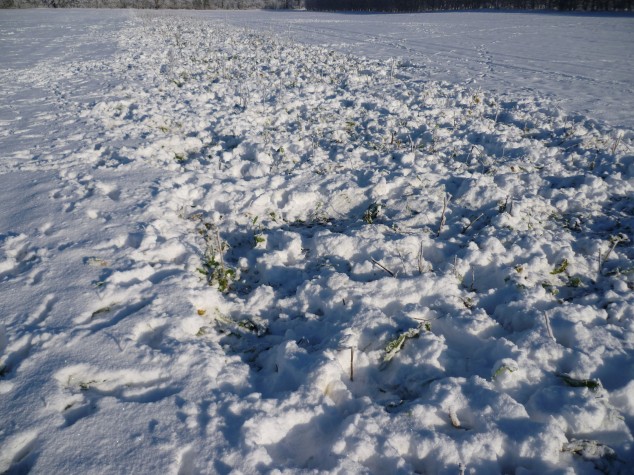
xmin=0 ymin=9 xmax=633 ymax=475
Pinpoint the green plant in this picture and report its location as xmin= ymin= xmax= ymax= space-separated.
xmin=383 ymin=323 xmax=429 ymax=364
xmin=567 ymin=276 xmax=583 ymax=287
xmin=551 ymin=258 xmax=569 ymax=275
xmin=492 ymin=363 xmax=517 ymax=379
xmin=197 ymin=223 xmax=236 ymax=292
xmin=248 ymin=215 xmax=266 ymax=247
xmin=557 ymin=373 xmax=601 ymax=390
xmin=541 ymin=281 xmax=559 ymax=296
xmin=363 ymin=203 xmax=381 ymax=224
xmin=308 ymin=201 xmax=330 ymax=225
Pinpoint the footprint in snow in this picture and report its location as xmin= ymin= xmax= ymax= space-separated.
xmin=0 ymin=233 xmax=41 ymax=281
xmin=72 ymin=297 xmax=154 ymax=332
xmin=0 ymin=333 xmax=34 ymax=382
xmin=25 ymin=293 xmax=57 ymax=327
xmin=55 ymin=364 xmax=177 ymax=428
xmin=0 ymin=430 xmax=39 ymax=474
xmin=132 ymin=318 xmax=172 ymax=352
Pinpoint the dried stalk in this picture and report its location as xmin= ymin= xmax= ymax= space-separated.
xmin=437 ymin=193 xmax=450 ymax=237
xmin=350 ymin=347 xmax=354 ymax=382
xmin=461 ymin=213 xmax=484 ymax=234
xmin=370 ymin=258 xmax=395 ymax=277
xmin=417 ymin=240 xmax=425 ymax=275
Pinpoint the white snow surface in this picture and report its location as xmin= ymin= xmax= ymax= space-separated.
xmin=0 ymin=9 xmax=633 ymax=475
xmin=216 ymin=10 xmax=634 ymax=130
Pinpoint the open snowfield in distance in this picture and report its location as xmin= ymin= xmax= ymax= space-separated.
xmin=0 ymin=8 xmax=633 ymax=475
xmin=217 ymin=9 xmax=634 ymax=130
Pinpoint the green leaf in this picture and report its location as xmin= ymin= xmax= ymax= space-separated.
xmin=383 ymin=326 xmax=423 ymax=363
xmin=557 ymin=373 xmax=601 ymax=390
xmin=551 ymin=258 xmax=569 ymax=275
xmin=567 ymin=276 xmax=582 ymax=287
xmin=493 ymin=365 xmax=515 ymax=379
xmin=363 ymin=203 xmax=381 ymax=224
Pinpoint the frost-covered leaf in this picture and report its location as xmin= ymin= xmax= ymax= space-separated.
xmin=363 ymin=203 xmax=382 ymax=224
xmin=562 ymin=439 xmax=624 ymax=474
xmin=383 ymin=326 xmax=423 ymax=364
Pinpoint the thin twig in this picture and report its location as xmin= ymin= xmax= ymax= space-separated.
xmin=417 ymin=240 xmax=425 ymax=275
xmin=395 ymin=248 xmax=409 ymax=275
xmin=437 ymin=193 xmax=450 ymax=237
xmin=611 ymin=132 xmax=622 ymax=155
xmin=214 ymin=226 xmax=225 ymax=273
xmin=544 ymin=312 xmax=555 ymax=342
xmin=350 ymin=347 xmax=354 ymax=382
xmin=469 ymin=268 xmax=476 ymax=292
xmin=603 ymin=237 xmax=621 ymax=265
xmin=599 ymin=234 xmax=627 ymax=277
xmin=461 ymin=213 xmax=484 ymax=234
xmin=465 ymin=145 xmax=476 ymax=163
xmin=370 ymin=258 xmax=395 ymax=277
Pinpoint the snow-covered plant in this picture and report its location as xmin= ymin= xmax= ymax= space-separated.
xmin=562 ymin=439 xmax=621 ymax=473
xmin=382 ymin=323 xmax=430 ymax=365
xmin=557 ymin=373 xmax=601 ymax=391
xmin=363 ymin=203 xmax=381 ymax=224
xmin=247 ymin=215 xmax=266 ymax=247
xmin=197 ymin=222 xmax=236 ymax=293
xmin=598 ymin=233 xmax=629 ymax=277
xmin=492 ymin=361 xmax=518 ymax=380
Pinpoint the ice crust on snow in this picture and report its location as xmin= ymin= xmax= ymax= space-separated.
xmin=0 ymin=9 xmax=633 ymax=475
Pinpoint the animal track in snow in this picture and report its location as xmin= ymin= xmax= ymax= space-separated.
xmin=72 ymin=296 xmax=154 ymax=333
xmin=0 ymin=430 xmax=39 ymax=474
xmin=132 ymin=317 xmax=172 ymax=351
xmin=54 ymin=364 xmax=176 ymax=427
xmin=0 ymin=333 xmax=33 ymax=380
xmin=26 ymin=294 xmax=57 ymax=327
xmin=0 ymin=233 xmax=41 ymax=281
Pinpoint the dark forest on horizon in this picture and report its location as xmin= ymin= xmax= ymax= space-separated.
xmin=1 ymin=0 xmax=632 ymax=13
xmin=306 ymin=0 xmax=633 ymax=11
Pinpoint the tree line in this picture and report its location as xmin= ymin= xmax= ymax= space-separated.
xmin=304 ymin=0 xmax=633 ymax=10
xmin=1 ymin=0 xmax=303 ymax=8
xmin=1 ymin=0 xmax=631 ymax=11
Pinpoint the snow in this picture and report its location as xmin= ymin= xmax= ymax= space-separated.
xmin=217 ymin=10 xmax=634 ymax=130
xmin=1 ymin=8 xmax=633 ymax=475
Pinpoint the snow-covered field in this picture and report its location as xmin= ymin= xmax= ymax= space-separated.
xmin=1 ymin=9 xmax=633 ymax=474
xmin=216 ymin=10 xmax=634 ymax=130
